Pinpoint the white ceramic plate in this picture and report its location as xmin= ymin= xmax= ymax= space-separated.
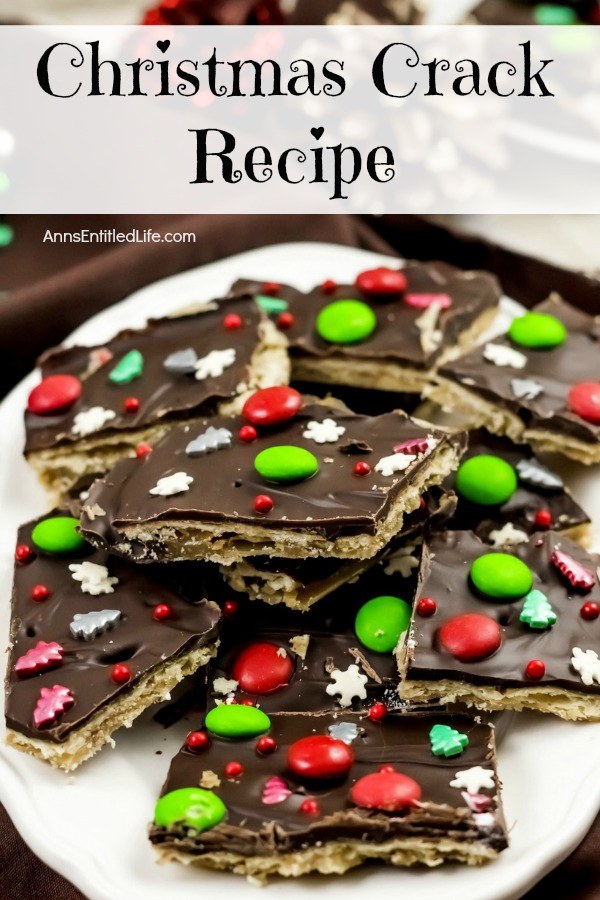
xmin=0 ymin=243 xmax=599 ymax=900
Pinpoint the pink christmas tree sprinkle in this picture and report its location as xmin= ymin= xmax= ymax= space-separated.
xmin=14 ymin=641 xmax=63 ymax=677
xmin=404 ymin=293 xmax=452 ymax=310
xmin=33 ymin=685 xmax=75 ymax=729
xmin=393 ymin=437 xmax=436 ymax=456
xmin=261 ymin=776 xmax=291 ymax=805
xmin=461 ymin=791 xmax=493 ymax=813
xmin=551 ymin=549 xmax=595 ymax=592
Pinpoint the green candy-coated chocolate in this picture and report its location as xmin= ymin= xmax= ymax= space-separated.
xmin=508 ymin=312 xmax=567 ymax=350
xmin=455 ymin=455 xmax=517 ymax=506
xmin=470 ymin=552 xmax=533 ymax=600
xmin=31 ymin=516 xmax=87 ymax=554
xmin=256 ymin=295 xmax=288 ymax=314
xmin=109 ymin=349 xmax=144 ymax=384
xmin=316 ymin=299 xmax=377 ymax=345
xmin=354 ymin=595 xmax=412 ymax=654
xmin=205 ymin=704 xmax=271 ymax=739
xmin=533 ymin=4 xmax=578 ymax=25
xmin=254 ymin=445 xmax=319 ymax=483
xmin=154 ymin=788 xmax=226 ymax=832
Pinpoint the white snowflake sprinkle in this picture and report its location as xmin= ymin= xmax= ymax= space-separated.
xmin=488 ymin=522 xmax=529 ymax=548
xmin=450 ymin=766 xmax=496 ymax=795
xmin=325 ymin=664 xmax=368 ymax=708
xmin=302 ymin=418 xmax=346 ymax=444
xmin=375 ymin=452 xmax=416 ymax=477
xmin=194 ymin=348 xmax=236 ymax=381
xmin=328 ymin=721 xmax=360 ymax=744
xmin=483 ymin=343 xmax=527 ymax=370
xmin=571 ymin=647 xmax=600 ymax=686
xmin=69 ymin=562 xmax=119 ymax=596
xmin=149 ymin=472 xmax=193 ymax=496
xmin=72 ymin=406 xmax=116 ymax=437
xmin=384 ymin=544 xmax=420 ymax=577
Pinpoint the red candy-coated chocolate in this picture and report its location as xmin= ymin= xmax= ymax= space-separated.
xmin=368 ymin=702 xmax=388 ymax=722
xmin=534 ymin=508 xmax=552 ymax=528
xmin=262 ymin=281 xmax=280 ymax=295
xmin=223 ymin=312 xmax=243 ymax=330
xmin=224 ymin=761 xmax=243 ymax=778
xmin=242 ymin=386 xmax=302 ymax=426
xmin=232 ymin=641 xmax=294 ymax=695
xmin=276 ymin=312 xmax=294 ymax=331
xmin=353 ymin=461 xmax=371 ymax=477
xmin=254 ymin=494 xmax=274 ymax=514
xmin=31 ymin=584 xmax=51 ymax=603
xmin=287 ymin=735 xmax=354 ymax=780
xmin=135 ymin=442 xmax=152 ymax=458
xmin=223 ymin=600 xmax=239 ymax=617
xmin=581 ymin=602 xmax=600 ymax=621
xmin=299 ymin=798 xmax=320 ymax=815
xmin=27 ymin=374 xmax=81 ymax=416
xmin=438 ymin=613 xmax=502 ymax=662
xmin=525 ymin=659 xmax=545 ymax=680
xmin=111 ymin=664 xmax=131 ymax=684
xmin=350 ymin=768 xmax=422 ymax=811
xmin=152 ymin=603 xmax=172 ymax=622
xmin=123 ymin=396 xmax=140 ymax=414
xmin=256 ymin=735 xmax=277 ymax=755
xmin=567 ymin=382 xmax=600 ymax=425
xmin=239 ymin=424 xmax=258 ymax=443
xmin=416 ymin=597 xmax=437 ymax=617
xmin=186 ymin=730 xmax=210 ymax=751
xmin=15 ymin=544 xmax=33 ymax=563
xmin=355 ymin=266 xmax=407 ymax=296
xmin=321 ymin=279 xmax=337 ymax=294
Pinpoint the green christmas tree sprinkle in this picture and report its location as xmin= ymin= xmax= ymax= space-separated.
xmin=429 ymin=723 xmax=469 ymax=758
xmin=519 ymin=589 xmax=557 ymax=630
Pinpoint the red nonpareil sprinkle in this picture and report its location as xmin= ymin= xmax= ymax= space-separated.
xmin=534 ymin=508 xmax=552 ymax=528
xmin=223 ymin=600 xmax=239 ymax=617
xmin=240 ymin=699 xmax=255 ymax=706
xmin=262 ymin=281 xmax=280 ymax=295
xmin=368 ymin=702 xmax=388 ymax=722
xmin=152 ymin=603 xmax=172 ymax=622
xmin=416 ymin=597 xmax=437 ymax=617
xmin=111 ymin=664 xmax=131 ymax=684
xmin=135 ymin=442 xmax=152 ymax=458
xmin=186 ymin=731 xmax=210 ymax=752
xmin=15 ymin=544 xmax=33 ymax=563
xmin=239 ymin=424 xmax=258 ymax=443
xmin=321 ymin=279 xmax=337 ymax=294
xmin=353 ymin=461 xmax=371 ymax=477
xmin=256 ymin=736 xmax=277 ymax=755
xmin=224 ymin=761 xmax=243 ymax=778
xmin=276 ymin=312 xmax=294 ymax=331
xmin=254 ymin=494 xmax=274 ymax=514
xmin=299 ymin=798 xmax=320 ymax=815
xmin=123 ymin=396 xmax=140 ymax=414
xmin=223 ymin=312 xmax=243 ymax=330
xmin=525 ymin=659 xmax=545 ymax=680
xmin=581 ymin=602 xmax=600 ymax=621
xmin=31 ymin=584 xmax=51 ymax=603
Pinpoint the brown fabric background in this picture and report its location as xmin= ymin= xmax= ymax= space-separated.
xmin=0 ymin=213 xmax=598 ymax=899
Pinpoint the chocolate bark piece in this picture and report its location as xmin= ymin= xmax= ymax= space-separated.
xmin=24 ymin=295 xmax=289 ymax=500
xmin=149 ymin=711 xmax=507 ymax=880
xmin=79 ymin=402 xmax=467 ymax=565
xmin=426 ymin=295 xmax=600 ymax=464
xmin=5 ymin=511 xmax=221 ymax=771
xmin=232 ymin=260 xmax=501 ymax=394
xmin=398 ymin=530 xmax=600 ymax=721
xmin=442 ymin=429 xmax=591 ymax=545
xmin=220 ymin=486 xmax=455 ymax=609
xmin=471 ymin=0 xmax=597 ymax=24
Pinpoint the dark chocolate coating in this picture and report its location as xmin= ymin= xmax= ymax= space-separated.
xmin=472 ymin=0 xmax=595 ymax=24
xmin=24 ymin=295 xmax=263 ymax=453
xmin=80 ymin=404 xmax=466 ymax=553
xmin=6 ymin=512 xmax=220 ymax=743
xmin=438 ymin=296 xmax=600 ymax=446
xmin=150 ymin=712 xmax=507 ymax=856
xmin=408 ymin=530 xmax=600 ymax=694
xmin=232 ymin=260 xmax=501 ymax=371
xmin=444 ymin=429 xmax=590 ymax=541
xmin=289 ymin=0 xmax=422 ymax=24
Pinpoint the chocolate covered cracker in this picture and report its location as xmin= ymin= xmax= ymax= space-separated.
xmin=398 ymin=529 xmax=600 ymax=720
xmin=232 ymin=260 xmax=500 ymax=395
xmin=24 ymin=295 xmax=289 ymax=499
xmin=79 ymin=393 xmax=466 ymax=565
xmin=426 ymin=296 xmax=600 ymax=464
xmin=5 ymin=511 xmax=221 ymax=770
